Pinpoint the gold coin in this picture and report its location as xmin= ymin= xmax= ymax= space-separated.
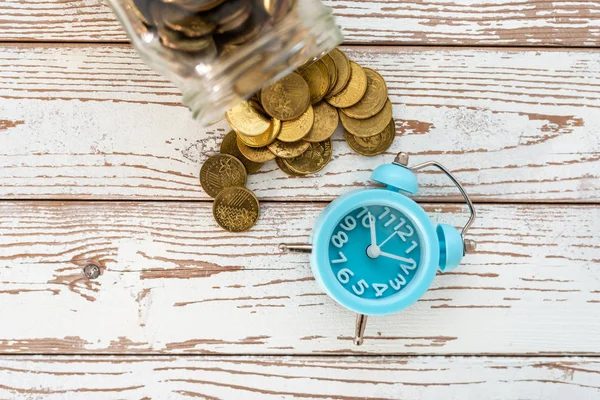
xmin=237 ymin=138 xmax=277 ymax=162
xmin=320 ymin=54 xmax=338 ymax=92
xmin=299 ymin=60 xmax=330 ymax=104
xmin=236 ymin=118 xmax=281 ymax=148
xmin=220 ymin=131 xmax=262 ymax=174
xmin=213 ymin=187 xmax=260 ymax=232
xmin=282 ymin=139 xmax=332 ymax=175
xmin=161 ymin=4 xmax=216 ymax=37
xmin=341 ymin=68 xmax=388 ymax=120
xmin=344 ymin=119 xmax=395 ymax=156
xmin=303 ymin=102 xmax=339 ymax=143
xmin=340 ymin=98 xmax=393 ymax=138
xmin=226 ymin=101 xmax=272 ymax=137
xmin=200 ymin=154 xmax=247 ymax=198
xmin=267 ymin=140 xmax=310 ymax=159
xmin=263 ymin=0 xmax=297 ymax=22
xmin=260 ymin=72 xmax=310 ymax=121
xmin=327 ymin=49 xmax=351 ymax=96
xmin=164 ymin=0 xmax=226 ymax=12
xmin=130 ymin=0 xmax=153 ymax=25
xmin=206 ymin=0 xmax=253 ymax=33
xmin=326 ymin=62 xmax=368 ymax=108
xmin=276 ymin=157 xmax=306 ymax=176
xmin=277 ymin=105 xmax=314 ymax=143
xmin=157 ymin=25 xmax=216 ymax=52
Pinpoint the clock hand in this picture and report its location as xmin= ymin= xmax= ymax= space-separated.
xmin=368 ymin=212 xmax=377 ymax=248
xmin=377 ymin=231 xmax=398 ymax=249
xmin=378 ymin=250 xmax=415 ymax=264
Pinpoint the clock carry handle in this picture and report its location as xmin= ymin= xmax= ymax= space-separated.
xmin=395 ymin=153 xmax=477 ymax=253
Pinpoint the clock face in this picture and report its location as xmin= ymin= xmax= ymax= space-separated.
xmin=327 ymin=205 xmax=422 ymax=300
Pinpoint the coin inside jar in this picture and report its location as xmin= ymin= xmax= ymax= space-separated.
xmin=220 ymin=130 xmax=263 ymax=174
xmin=226 ymin=101 xmax=272 ymax=137
xmin=267 ymin=139 xmax=310 ymax=159
xmin=339 ymin=98 xmax=393 ymax=138
xmin=164 ymin=0 xmax=226 ymax=12
xmin=344 ymin=119 xmax=395 ymax=156
xmin=263 ymin=0 xmax=297 ymax=22
xmin=260 ymin=72 xmax=310 ymax=121
xmin=205 ymin=0 xmax=253 ymax=33
xmin=299 ymin=60 xmax=330 ymax=104
xmin=213 ymin=186 xmax=260 ymax=232
xmin=157 ymin=25 xmax=216 ymax=52
xmin=200 ymin=154 xmax=247 ymax=198
xmin=161 ymin=4 xmax=216 ymax=37
xmin=326 ymin=61 xmax=368 ymax=108
xmin=340 ymin=68 xmax=388 ymax=120
xmin=277 ymin=105 xmax=314 ymax=143
xmin=282 ymin=139 xmax=332 ymax=175
xmin=237 ymin=139 xmax=277 ymax=162
xmin=303 ymin=101 xmax=339 ymax=143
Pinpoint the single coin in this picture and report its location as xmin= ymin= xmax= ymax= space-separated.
xmin=237 ymin=139 xmax=277 ymax=162
xmin=344 ymin=119 xmax=396 ymax=156
xmin=299 ymin=60 xmax=330 ymax=104
xmin=263 ymin=0 xmax=297 ymax=22
xmin=261 ymin=72 xmax=310 ymax=121
xmin=205 ymin=0 xmax=252 ymax=33
xmin=221 ymin=15 xmax=264 ymax=46
xmin=226 ymin=101 xmax=272 ymax=137
xmin=236 ymin=118 xmax=281 ymax=148
xmin=220 ymin=131 xmax=262 ymax=174
xmin=341 ymin=68 xmax=388 ymax=120
xmin=340 ymin=98 xmax=393 ymax=138
xmin=277 ymin=105 xmax=314 ymax=143
xmin=303 ymin=102 xmax=339 ymax=143
xmin=282 ymin=139 xmax=332 ymax=175
xmin=213 ymin=187 xmax=260 ymax=232
xmin=320 ymin=54 xmax=338 ymax=92
xmin=326 ymin=62 xmax=368 ymax=108
xmin=327 ymin=49 xmax=351 ymax=96
xmin=164 ymin=0 xmax=226 ymax=12
xmin=200 ymin=154 xmax=247 ymax=198
xmin=157 ymin=25 xmax=216 ymax=52
xmin=276 ymin=157 xmax=306 ymax=176
xmin=161 ymin=4 xmax=216 ymax=37
xmin=267 ymin=140 xmax=310 ymax=159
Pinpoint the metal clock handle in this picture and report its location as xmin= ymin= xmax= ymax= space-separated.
xmin=394 ymin=153 xmax=477 ymax=253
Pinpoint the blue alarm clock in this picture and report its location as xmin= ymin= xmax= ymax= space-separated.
xmin=280 ymin=153 xmax=477 ymax=345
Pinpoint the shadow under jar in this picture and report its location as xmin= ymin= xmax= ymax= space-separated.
xmin=108 ymin=0 xmax=343 ymax=126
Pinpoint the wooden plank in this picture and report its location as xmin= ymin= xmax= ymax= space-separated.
xmin=0 ymin=356 xmax=599 ymax=399
xmin=1 ymin=44 xmax=598 ymax=202
xmin=0 ymin=201 xmax=598 ymax=355
xmin=1 ymin=0 xmax=600 ymax=46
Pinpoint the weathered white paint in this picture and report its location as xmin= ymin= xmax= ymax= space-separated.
xmin=0 ymin=202 xmax=598 ymax=354
xmin=1 ymin=356 xmax=599 ymax=399
xmin=1 ymin=0 xmax=600 ymax=46
xmin=1 ymin=45 xmax=598 ymax=201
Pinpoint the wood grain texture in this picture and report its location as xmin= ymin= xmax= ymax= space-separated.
xmin=1 ymin=44 xmax=599 ymax=202
xmin=1 ymin=0 xmax=600 ymax=46
xmin=1 ymin=201 xmax=598 ymax=355
xmin=1 ymin=356 xmax=599 ymax=399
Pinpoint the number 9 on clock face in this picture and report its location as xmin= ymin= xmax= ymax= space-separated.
xmin=328 ymin=205 xmax=422 ymax=300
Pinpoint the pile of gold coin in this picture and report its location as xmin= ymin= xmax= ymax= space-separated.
xmin=201 ymin=48 xmax=395 ymax=231
xmin=128 ymin=0 xmax=297 ymax=59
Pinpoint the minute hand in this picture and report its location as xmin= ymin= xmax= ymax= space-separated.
xmin=378 ymin=251 xmax=415 ymax=265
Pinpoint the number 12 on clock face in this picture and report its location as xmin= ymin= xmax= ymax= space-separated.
xmin=327 ymin=205 xmax=422 ymax=300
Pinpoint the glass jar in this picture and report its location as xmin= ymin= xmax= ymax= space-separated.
xmin=108 ymin=0 xmax=343 ymax=126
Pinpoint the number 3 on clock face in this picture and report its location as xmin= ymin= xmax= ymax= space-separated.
xmin=327 ymin=205 xmax=422 ymax=300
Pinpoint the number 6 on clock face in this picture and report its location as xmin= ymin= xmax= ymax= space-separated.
xmin=327 ymin=204 xmax=422 ymax=301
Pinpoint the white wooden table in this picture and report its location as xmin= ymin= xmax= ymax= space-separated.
xmin=1 ymin=1 xmax=600 ymax=398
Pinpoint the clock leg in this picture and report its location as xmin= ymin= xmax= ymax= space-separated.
xmin=354 ymin=314 xmax=368 ymax=346
xmin=279 ymin=243 xmax=313 ymax=253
